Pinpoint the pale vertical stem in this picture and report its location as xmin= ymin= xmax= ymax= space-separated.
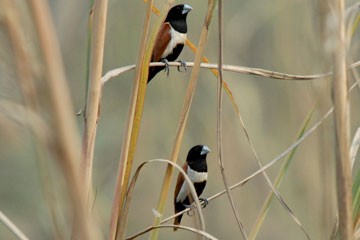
xmin=2 ymin=1 xmax=62 ymax=238
xmin=150 ymin=2 xmax=216 ymax=240
xmin=108 ymin=1 xmax=154 ymax=239
xmin=331 ymin=0 xmax=353 ymax=239
xmin=217 ymin=0 xmax=247 ymax=239
xmin=28 ymin=0 xmax=101 ymax=239
xmin=82 ymin=0 xmax=108 ymax=204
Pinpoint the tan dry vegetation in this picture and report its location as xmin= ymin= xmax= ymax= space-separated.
xmin=1 ymin=0 xmax=360 ymax=240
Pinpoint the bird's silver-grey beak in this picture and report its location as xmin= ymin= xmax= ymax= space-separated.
xmin=182 ymin=4 xmax=192 ymax=14
xmin=200 ymin=145 xmax=211 ymax=155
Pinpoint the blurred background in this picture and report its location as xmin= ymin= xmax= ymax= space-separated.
xmin=1 ymin=0 xmax=360 ymax=239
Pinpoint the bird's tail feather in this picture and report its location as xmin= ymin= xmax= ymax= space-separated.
xmin=173 ymin=214 xmax=183 ymax=231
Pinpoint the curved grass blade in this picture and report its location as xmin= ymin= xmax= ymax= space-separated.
xmin=127 ymin=225 xmax=218 ymax=240
xmin=249 ymin=100 xmax=317 ymax=239
xmin=118 ymin=159 xmax=205 ymax=239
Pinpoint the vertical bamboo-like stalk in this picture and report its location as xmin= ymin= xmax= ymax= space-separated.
xmin=82 ymin=0 xmax=108 ymax=204
xmin=28 ymin=0 xmax=101 ymax=239
xmin=331 ymin=0 xmax=353 ymax=239
xmin=108 ymin=1 xmax=156 ymax=239
xmin=150 ymin=1 xmax=217 ymax=239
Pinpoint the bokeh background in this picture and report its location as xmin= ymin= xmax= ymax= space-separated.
xmin=1 ymin=0 xmax=360 ymax=239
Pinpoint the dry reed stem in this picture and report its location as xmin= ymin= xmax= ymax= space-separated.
xmin=2 ymin=1 xmax=63 ymax=238
xmin=82 ymin=0 xmax=108 ymax=207
xmin=0 ymin=211 xmax=29 ymax=240
xmin=119 ymin=159 xmax=205 ymax=239
xmin=28 ymin=0 xmax=101 ymax=239
xmin=331 ymin=0 xmax=353 ymax=239
xmin=101 ymin=61 xmax=339 ymax=84
xmin=127 ymin=225 xmax=218 ymax=240
xmin=217 ymin=1 xmax=248 ymax=239
xmin=109 ymin=1 xmax=155 ymax=239
xmin=150 ymin=2 xmax=216 ymax=239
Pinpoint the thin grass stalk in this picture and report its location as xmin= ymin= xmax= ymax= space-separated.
xmin=82 ymin=0 xmax=108 ymax=205
xmin=0 ymin=211 xmax=29 ymax=240
xmin=127 ymin=225 xmax=218 ymax=240
xmin=2 ymin=1 xmax=62 ymax=238
xmin=217 ymin=0 xmax=247 ymax=238
xmin=249 ymin=100 xmax=317 ymax=239
xmin=108 ymin=1 xmax=156 ymax=239
xmin=101 ymin=61 xmax=337 ymax=84
xmin=119 ymin=159 xmax=205 ymax=239
xmin=331 ymin=0 xmax=353 ymax=238
xmin=28 ymin=0 xmax=101 ymax=239
xmin=84 ymin=3 xmax=94 ymax=103
xmin=150 ymin=1 xmax=216 ymax=239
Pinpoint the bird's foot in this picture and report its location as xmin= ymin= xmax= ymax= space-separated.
xmin=161 ymin=59 xmax=170 ymax=77
xmin=199 ymin=198 xmax=209 ymax=208
xmin=183 ymin=203 xmax=194 ymax=216
xmin=177 ymin=60 xmax=187 ymax=72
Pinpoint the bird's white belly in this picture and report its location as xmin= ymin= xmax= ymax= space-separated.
xmin=161 ymin=26 xmax=187 ymax=59
xmin=176 ymin=166 xmax=207 ymax=203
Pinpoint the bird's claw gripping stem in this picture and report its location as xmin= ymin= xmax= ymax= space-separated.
xmin=177 ymin=60 xmax=187 ymax=72
xmin=161 ymin=59 xmax=170 ymax=77
xmin=199 ymin=198 xmax=208 ymax=208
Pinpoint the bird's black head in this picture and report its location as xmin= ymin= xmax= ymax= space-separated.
xmin=165 ymin=4 xmax=192 ymax=33
xmin=186 ymin=145 xmax=210 ymax=172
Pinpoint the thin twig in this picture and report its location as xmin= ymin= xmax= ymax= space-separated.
xmin=101 ymin=60 xmax=360 ymax=85
xmin=0 ymin=211 xmax=29 ymax=240
xmin=126 ymin=224 xmax=218 ymax=240
xmin=217 ymin=0 xmax=248 ymax=239
xmin=101 ymin=62 xmax=327 ymax=84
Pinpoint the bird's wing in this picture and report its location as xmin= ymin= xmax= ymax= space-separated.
xmin=151 ymin=22 xmax=171 ymax=62
xmin=174 ymin=162 xmax=188 ymax=204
